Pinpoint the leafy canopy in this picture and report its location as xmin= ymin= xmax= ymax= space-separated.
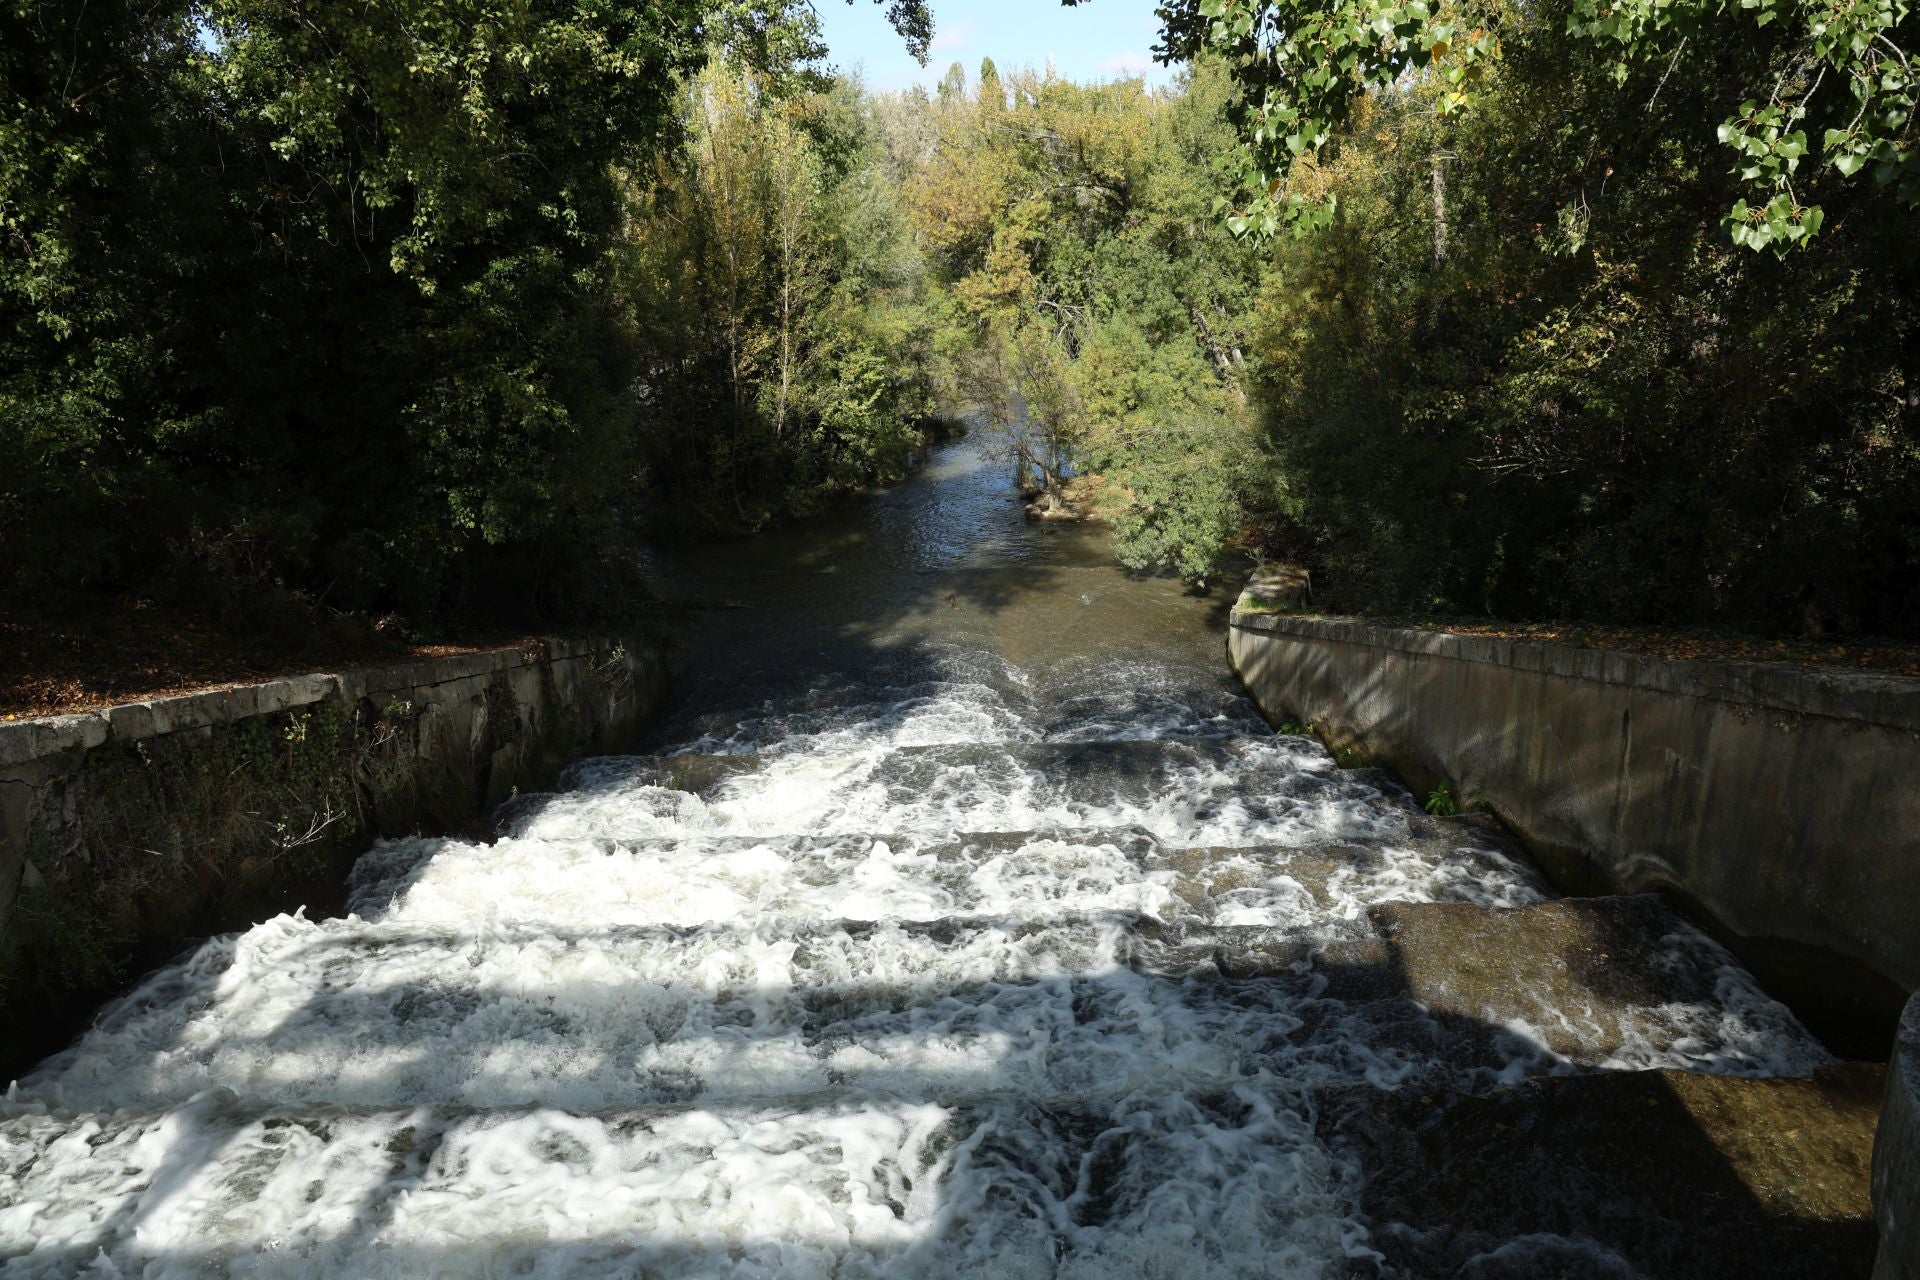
xmin=1136 ymin=0 xmax=1917 ymax=249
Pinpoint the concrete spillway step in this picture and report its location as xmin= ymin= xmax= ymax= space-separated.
xmin=1320 ymin=1063 xmax=1885 ymax=1280
xmin=27 ymin=894 xmax=1830 ymax=1114
xmin=657 ymin=670 xmax=1271 ymax=754
xmin=349 ymin=822 xmax=1554 ymax=929
xmin=510 ymin=736 xmax=1416 ymax=842
xmin=0 ymin=1065 xmax=1881 ymax=1280
xmin=601 ymin=736 xmax=1389 ymax=800
xmin=1196 ymin=894 xmax=1834 ymax=1077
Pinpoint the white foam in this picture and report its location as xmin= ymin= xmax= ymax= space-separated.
xmin=0 ymin=1086 xmax=1378 ymax=1279
xmin=0 ymin=667 xmax=1831 ymax=1275
xmin=527 ymin=738 xmax=1414 ymax=850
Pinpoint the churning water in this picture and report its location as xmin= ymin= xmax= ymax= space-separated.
xmin=0 ymin=438 xmax=1832 ymax=1277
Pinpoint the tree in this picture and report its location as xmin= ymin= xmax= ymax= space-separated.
xmin=621 ymin=55 xmax=939 ymax=533
xmin=1134 ymin=0 xmax=1916 ymax=250
xmin=980 ymin=56 xmax=1002 ymax=105
xmin=939 ymin=60 xmax=968 ymax=100
xmin=1245 ymin=0 xmax=1920 ymax=630
xmin=901 ymin=60 xmax=1268 ymax=579
xmin=0 ymin=0 xmax=935 ymax=623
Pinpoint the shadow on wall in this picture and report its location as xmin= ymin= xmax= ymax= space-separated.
xmin=0 ymin=640 xmax=666 ymax=1081
xmin=1231 ymin=623 xmax=1915 ymax=1061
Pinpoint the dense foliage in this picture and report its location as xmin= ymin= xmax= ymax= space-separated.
xmin=621 ymin=61 xmax=944 ymax=534
xmin=900 ymin=2 xmax=1918 ymax=632
xmin=0 ymin=0 xmax=930 ymax=628
xmin=1249 ymin=5 xmax=1920 ymax=631
xmin=895 ymin=61 xmax=1268 ymax=580
xmin=3 ymin=0 xmax=1915 ymax=646
xmin=1150 ymin=0 xmax=1918 ymax=251
xmin=1108 ymin=0 xmax=1915 ymax=634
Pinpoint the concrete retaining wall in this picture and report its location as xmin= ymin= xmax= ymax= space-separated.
xmin=1227 ymin=610 xmax=1919 ymax=1056
xmin=0 ymin=635 xmax=668 ymax=1076
xmin=1876 ymin=995 xmax=1920 ymax=1279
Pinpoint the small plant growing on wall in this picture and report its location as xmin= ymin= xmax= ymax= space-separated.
xmin=1424 ymin=782 xmax=1460 ymax=817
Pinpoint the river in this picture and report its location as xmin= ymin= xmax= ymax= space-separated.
xmin=0 ymin=435 xmax=1842 ymax=1277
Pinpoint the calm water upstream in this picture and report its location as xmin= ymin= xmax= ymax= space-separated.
xmin=637 ymin=433 xmax=1249 ymax=733
xmin=0 ymin=435 xmax=1834 ymax=1277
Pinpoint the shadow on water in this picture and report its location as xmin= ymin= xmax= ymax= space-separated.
xmin=633 ymin=436 xmax=1250 ymax=748
xmin=9 ymin=900 xmax=1885 ymax=1279
xmin=3 ymin=436 xmax=1884 ymax=1279
xmin=9 ymin=934 xmax=1881 ymax=1278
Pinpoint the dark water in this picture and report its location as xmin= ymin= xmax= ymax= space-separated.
xmin=638 ymin=434 xmax=1250 ymax=745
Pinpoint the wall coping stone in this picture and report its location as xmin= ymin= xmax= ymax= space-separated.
xmin=336 ymin=652 xmax=511 ymax=701
xmin=0 ymin=714 xmax=111 ymax=767
xmin=0 ymin=638 xmax=626 ymax=770
xmin=1230 ymin=610 xmax=1920 ymax=734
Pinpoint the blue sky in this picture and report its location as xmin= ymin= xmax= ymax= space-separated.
xmin=814 ymin=0 xmax=1179 ymax=92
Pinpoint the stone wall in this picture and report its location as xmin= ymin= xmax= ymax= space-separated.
xmin=1227 ymin=610 xmax=1919 ymax=1057
xmin=0 ymin=635 xmax=668 ymax=1076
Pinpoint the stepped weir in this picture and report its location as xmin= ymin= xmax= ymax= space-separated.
xmin=0 ymin=438 xmax=1881 ymax=1277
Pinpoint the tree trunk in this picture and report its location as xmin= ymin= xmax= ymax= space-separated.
xmin=1189 ymin=301 xmax=1248 ymax=403
xmin=775 ymin=242 xmax=794 ymax=435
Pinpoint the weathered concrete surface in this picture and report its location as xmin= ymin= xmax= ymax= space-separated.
xmin=1322 ymin=1064 xmax=1885 ymax=1280
xmin=1877 ymin=995 xmax=1920 ymax=1279
xmin=1202 ymin=893 xmax=1839 ymax=1073
xmin=0 ymin=635 xmax=668 ymax=1077
xmin=1227 ymin=611 xmax=1920 ymax=1055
